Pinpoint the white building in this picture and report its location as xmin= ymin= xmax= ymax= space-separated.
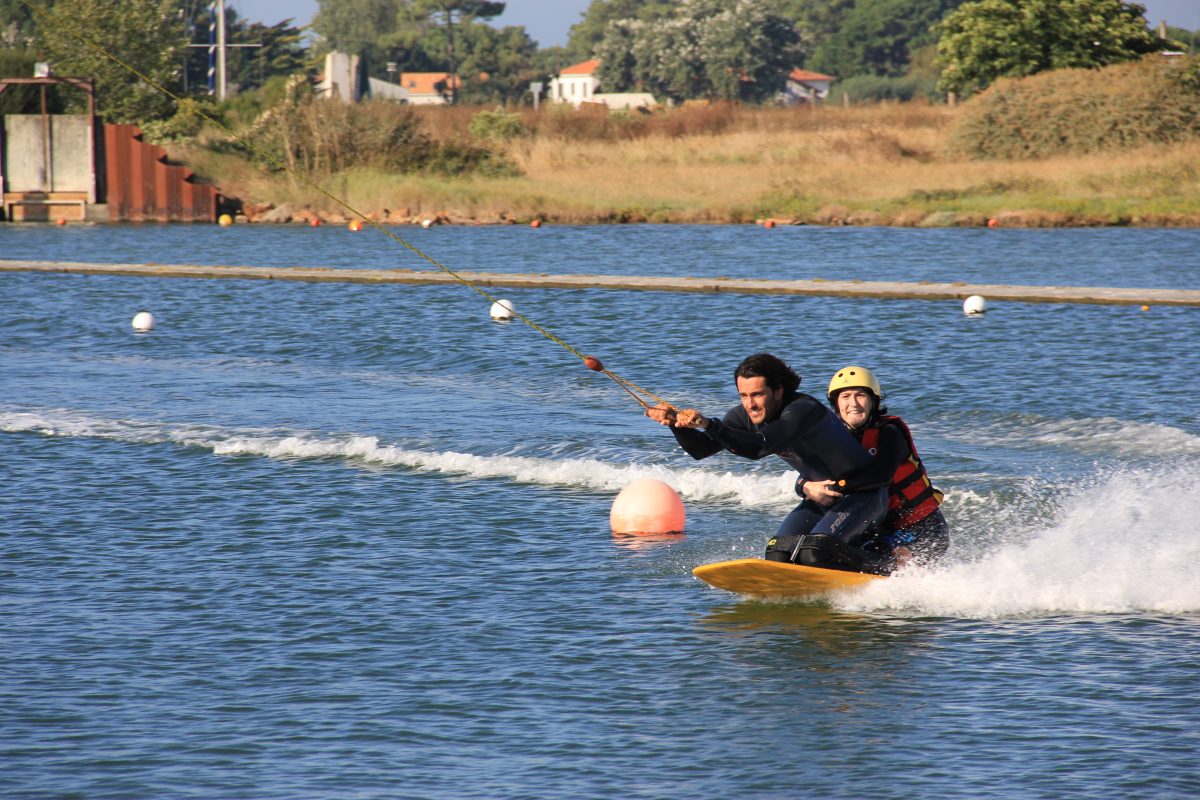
xmin=549 ymin=59 xmax=601 ymax=107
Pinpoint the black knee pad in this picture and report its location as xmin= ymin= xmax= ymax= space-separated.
xmin=764 ymin=534 xmax=804 ymax=563
xmin=794 ymin=534 xmax=868 ymax=572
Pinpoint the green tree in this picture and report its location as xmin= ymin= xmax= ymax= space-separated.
xmin=442 ymin=22 xmax=538 ymax=103
xmin=33 ymin=0 xmax=184 ymax=123
xmin=563 ymin=0 xmax=673 ymax=62
xmin=312 ymin=0 xmax=397 ymax=64
xmin=406 ymin=1 xmax=505 ymax=102
xmin=936 ymin=0 xmax=1169 ymax=96
xmin=596 ymin=0 xmax=803 ymax=103
xmin=813 ymin=0 xmax=965 ymax=79
xmin=181 ymin=4 xmax=308 ymax=95
xmin=1 ymin=0 xmax=38 ymax=47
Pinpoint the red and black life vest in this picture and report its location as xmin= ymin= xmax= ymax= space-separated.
xmin=860 ymin=415 xmax=943 ymax=528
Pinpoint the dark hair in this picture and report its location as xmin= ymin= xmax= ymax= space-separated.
xmin=733 ymin=353 xmax=801 ymax=394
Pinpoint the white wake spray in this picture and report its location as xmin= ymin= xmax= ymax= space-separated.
xmin=840 ymin=466 xmax=1200 ymax=616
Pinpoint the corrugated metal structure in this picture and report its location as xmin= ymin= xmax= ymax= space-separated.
xmin=102 ymin=123 xmax=217 ymax=223
xmin=1 ymin=76 xmax=219 ymax=223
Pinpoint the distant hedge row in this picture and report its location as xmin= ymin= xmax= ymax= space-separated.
xmin=951 ymin=54 xmax=1200 ymax=159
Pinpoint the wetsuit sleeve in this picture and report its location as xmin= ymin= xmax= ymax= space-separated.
xmin=668 ymin=405 xmax=744 ymax=460
xmin=841 ymin=423 xmax=910 ymax=491
xmin=703 ymin=395 xmax=828 ymax=460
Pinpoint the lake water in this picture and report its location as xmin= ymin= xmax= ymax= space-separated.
xmin=3 ymin=223 xmax=1199 ymax=799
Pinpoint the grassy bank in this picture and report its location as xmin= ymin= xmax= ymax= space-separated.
xmin=180 ymin=101 xmax=1200 ymax=227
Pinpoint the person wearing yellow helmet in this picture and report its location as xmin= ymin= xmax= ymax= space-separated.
xmin=645 ymin=353 xmax=891 ymax=573
xmin=822 ymin=366 xmax=949 ymax=570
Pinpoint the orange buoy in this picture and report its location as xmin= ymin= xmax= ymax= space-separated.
xmin=56 ymin=218 xmax=67 ymax=226
xmin=348 ymin=219 xmax=363 ymax=231
xmin=310 ymin=218 xmax=321 ymax=227
xmin=987 ymin=218 xmax=999 ymax=228
xmin=584 ymin=355 xmax=604 ymax=372
xmin=530 ymin=219 xmax=542 ymax=228
xmin=610 ymin=478 xmax=686 ymax=535
xmin=1141 ymin=305 xmax=1150 ymax=311
xmin=763 ymin=219 xmax=776 ymax=229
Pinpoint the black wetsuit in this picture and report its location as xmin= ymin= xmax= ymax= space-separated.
xmin=668 ymin=391 xmax=888 ymax=566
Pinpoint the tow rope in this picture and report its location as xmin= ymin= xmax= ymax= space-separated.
xmin=19 ymin=0 xmax=677 ymax=414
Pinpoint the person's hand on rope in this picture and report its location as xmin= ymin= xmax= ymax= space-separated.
xmin=645 ymin=403 xmax=678 ymax=426
xmin=674 ymin=408 xmax=709 ymax=429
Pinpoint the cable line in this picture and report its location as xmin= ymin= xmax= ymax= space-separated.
xmin=19 ymin=0 xmax=677 ymax=413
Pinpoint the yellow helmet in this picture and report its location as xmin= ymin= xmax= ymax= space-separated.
xmin=827 ymin=366 xmax=882 ymax=406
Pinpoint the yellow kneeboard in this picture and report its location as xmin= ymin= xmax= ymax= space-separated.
xmin=693 ymin=558 xmax=883 ymax=599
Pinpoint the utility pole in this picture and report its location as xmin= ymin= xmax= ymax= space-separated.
xmin=215 ymin=0 xmax=227 ymax=101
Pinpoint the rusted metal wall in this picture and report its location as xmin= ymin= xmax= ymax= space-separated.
xmin=103 ymin=123 xmax=216 ymax=222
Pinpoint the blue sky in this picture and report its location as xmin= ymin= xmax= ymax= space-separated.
xmin=229 ymin=0 xmax=1199 ymax=47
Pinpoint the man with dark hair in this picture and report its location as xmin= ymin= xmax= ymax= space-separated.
xmin=646 ymin=353 xmax=891 ymax=573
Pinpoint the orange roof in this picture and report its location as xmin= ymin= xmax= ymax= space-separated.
xmin=789 ymin=68 xmax=834 ymax=82
xmin=561 ymin=59 xmax=600 ymax=75
xmin=400 ymin=72 xmax=461 ymax=95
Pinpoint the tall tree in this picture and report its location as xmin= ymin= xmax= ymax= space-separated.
xmin=595 ymin=0 xmax=803 ymax=103
xmin=563 ymin=0 xmax=673 ymax=62
xmin=409 ymin=1 xmax=504 ymax=102
xmin=0 ymin=0 xmax=38 ymax=47
xmin=33 ymin=0 xmax=184 ymax=122
xmin=936 ymin=0 xmax=1168 ymax=96
xmin=313 ymin=0 xmax=398 ymax=65
xmin=813 ymin=0 xmax=965 ymax=79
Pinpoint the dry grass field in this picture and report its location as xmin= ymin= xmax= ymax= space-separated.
xmin=185 ymin=101 xmax=1200 ymax=227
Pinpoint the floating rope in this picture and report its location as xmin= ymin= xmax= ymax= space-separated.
xmin=19 ymin=0 xmax=677 ymax=413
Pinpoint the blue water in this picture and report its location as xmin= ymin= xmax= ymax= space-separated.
xmin=3 ymin=224 xmax=1200 ymax=799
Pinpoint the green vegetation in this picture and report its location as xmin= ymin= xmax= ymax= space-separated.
xmin=951 ymin=54 xmax=1200 ymax=158
xmin=936 ymin=0 xmax=1172 ymax=97
xmin=32 ymin=0 xmax=182 ymax=123
xmin=593 ymin=0 xmax=803 ymax=103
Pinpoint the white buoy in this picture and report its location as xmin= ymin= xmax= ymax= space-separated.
xmin=963 ymin=295 xmax=987 ymax=316
xmin=421 ymin=218 xmax=433 ymax=229
xmin=131 ymin=310 xmax=156 ymax=331
xmin=489 ymin=299 xmax=516 ymax=320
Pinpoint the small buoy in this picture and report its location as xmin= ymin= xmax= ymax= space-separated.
xmin=610 ymin=478 xmax=686 ymax=535
xmin=421 ymin=218 xmax=433 ymax=229
xmin=987 ymin=218 xmax=998 ymax=229
xmin=584 ymin=355 xmax=604 ymax=372
xmin=489 ymin=299 xmax=515 ymax=320
xmin=218 ymin=213 xmax=233 ymax=226
xmin=309 ymin=218 xmax=321 ymax=227
xmin=963 ymin=295 xmax=987 ymax=316
xmin=131 ymin=311 xmax=155 ymax=331
xmin=530 ymin=219 xmax=542 ymax=228
xmin=764 ymin=219 xmax=776 ymax=229
xmin=56 ymin=218 xmax=67 ymax=226
xmin=348 ymin=219 xmax=362 ymax=231
xmin=1141 ymin=304 xmax=1150 ymax=311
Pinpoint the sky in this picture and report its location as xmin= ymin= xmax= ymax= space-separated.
xmin=229 ymin=0 xmax=1200 ymax=47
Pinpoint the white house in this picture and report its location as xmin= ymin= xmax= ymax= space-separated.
xmin=780 ymin=68 xmax=835 ymax=105
xmin=548 ymin=59 xmax=656 ymax=110
xmin=549 ymin=59 xmax=601 ymax=107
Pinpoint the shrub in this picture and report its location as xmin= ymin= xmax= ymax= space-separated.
xmin=238 ymin=81 xmax=519 ymax=178
xmin=829 ymin=73 xmax=940 ymax=104
xmin=469 ymin=107 xmax=525 ymax=141
xmin=951 ymin=54 xmax=1200 ymax=159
